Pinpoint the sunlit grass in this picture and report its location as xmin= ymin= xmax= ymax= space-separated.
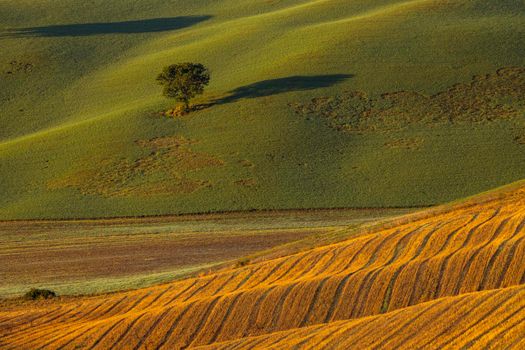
xmin=1 ymin=0 xmax=524 ymax=219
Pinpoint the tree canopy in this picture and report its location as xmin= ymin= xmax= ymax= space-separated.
xmin=156 ymin=63 xmax=210 ymax=112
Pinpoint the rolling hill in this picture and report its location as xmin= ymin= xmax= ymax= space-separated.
xmin=2 ymin=181 xmax=525 ymax=349
xmin=1 ymin=0 xmax=525 ymax=219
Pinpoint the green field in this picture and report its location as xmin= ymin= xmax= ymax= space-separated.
xmin=1 ymin=0 xmax=525 ymax=219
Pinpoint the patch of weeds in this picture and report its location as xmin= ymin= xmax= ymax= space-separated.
xmin=291 ymin=67 xmax=525 ymax=132
xmin=24 ymin=288 xmax=57 ymax=300
xmin=236 ymin=258 xmax=251 ymax=267
xmin=384 ymin=138 xmax=424 ymax=150
xmin=48 ymin=136 xmax=223 ymax=197
xmin=5 ymin=60 xmax=35 ymax=75
xmin=514 ymin=135 xmax=525 ymax=145
xmin=234 ymin=178 xmax=257 ymax=187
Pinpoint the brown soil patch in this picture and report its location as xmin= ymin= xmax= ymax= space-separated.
xmin=1 ymin=208 xmax=400 ymax=297
xmin=0 ymin=228 xmax=318 ymax=287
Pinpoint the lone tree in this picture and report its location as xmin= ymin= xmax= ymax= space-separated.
xmin=157 ymin=63 xmax=210 ymax=113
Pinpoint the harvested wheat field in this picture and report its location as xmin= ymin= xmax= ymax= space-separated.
xmin=2 ymin=182 xmax=525 ymax=349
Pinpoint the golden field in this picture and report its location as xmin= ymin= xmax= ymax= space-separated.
xmin=2 ymin=182 xmax=525 ymax=349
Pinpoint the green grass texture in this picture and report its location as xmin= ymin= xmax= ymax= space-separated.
xmin=1 ymin=0 xmax=525 ymax=219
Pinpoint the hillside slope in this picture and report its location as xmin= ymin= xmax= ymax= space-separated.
xmin=2 ymin=181 xmax=525 ymax=348
xmin=1 ymin=0 xmax=525 ymax=219
xmin=195 ymin=286 xmax=525 ymax=349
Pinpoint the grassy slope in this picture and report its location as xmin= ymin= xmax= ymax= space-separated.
xmin=1 ymin=0 xmax=525 ymax=219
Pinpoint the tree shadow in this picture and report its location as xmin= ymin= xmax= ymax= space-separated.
xmin=210 ymin=74 xmax=354 ymax=106
xmin=2 ymin=16 xmax=212 ymax=37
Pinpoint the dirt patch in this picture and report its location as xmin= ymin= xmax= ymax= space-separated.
xmin=48 ymin=136 xmax=223 ymax=197
xmin=290 ymin=67 xmax=525 ymax=132
xmin=0 ymin=208 xmax=412 ymax=297
xmin=0 ymin=230 xmax=317 ymax=281
xmin=2 ymin=208 xmax=396 ymax=297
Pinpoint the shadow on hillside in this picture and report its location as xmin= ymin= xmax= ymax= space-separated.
xmin=208 ymin=74 xmax=354 ymax=106
xmin=2 ymin=16 xmax=212 ymax=37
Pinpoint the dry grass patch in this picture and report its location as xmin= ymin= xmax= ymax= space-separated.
xmin=384 ymin=137 xmax=424 ymax=150
xmin=48 ymin=135 xmax=223 ymax=197
xmin=291 ymin=67 xmax=525 ymax=133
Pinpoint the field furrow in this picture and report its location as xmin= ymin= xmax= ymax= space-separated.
xmin=3 ymin=183 xmax=525 ymax=348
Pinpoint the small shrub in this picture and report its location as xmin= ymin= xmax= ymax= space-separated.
xmin=24 ymin=288 xmax=57 ymax=300
xmin=236 ymin=258 xmax=250 ymax=267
